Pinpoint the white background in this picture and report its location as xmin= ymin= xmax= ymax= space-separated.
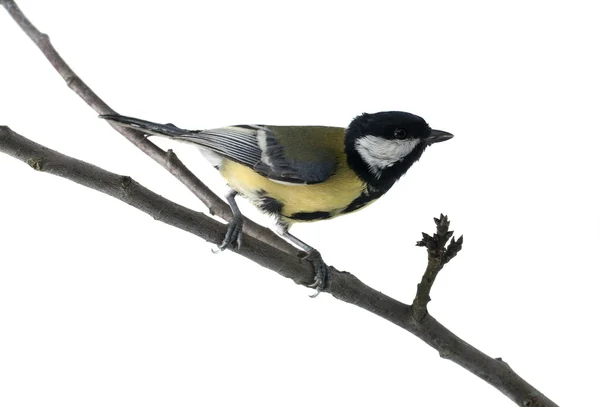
xmin=1 ymin=1 xmax=598 ymax=406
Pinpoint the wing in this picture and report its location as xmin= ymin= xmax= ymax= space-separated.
xmin=100 ymin=114 xmax=341 ymax=184
xmin=189 ymin=125 xmax=341 ymax=184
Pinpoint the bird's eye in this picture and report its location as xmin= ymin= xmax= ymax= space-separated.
xmin=394 ymin=128 xmax=407 ymax=138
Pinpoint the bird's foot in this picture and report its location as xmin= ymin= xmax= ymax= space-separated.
xmin=305 ymin=250 xmax=330 ymax=297
xmin=212 ymin=216 xmax=244 ymax=253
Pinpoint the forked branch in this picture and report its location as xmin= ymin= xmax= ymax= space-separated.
xmin=1 ymin=1 xmax=559 ymax=405
xmin=0 ymin=126 xmax=557 ymax=407
xmin=0 ymin=0 xmax=295 ymax=255
xmin=412 ymin=214 xmax=464 ymax=321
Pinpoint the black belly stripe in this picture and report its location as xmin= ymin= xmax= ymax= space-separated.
xmin=256 ymin=190 xmax=284 ymax=215
xmin=341 ymin=192 xmax=376 ymax=214
xmin=288 ymin=211 xmax=332 ymax=221
xmin=342 ymin=180 xmax=396 ymax=214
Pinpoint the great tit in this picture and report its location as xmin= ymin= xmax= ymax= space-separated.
xmin=101 ymin=111 xmax=453 ymax=294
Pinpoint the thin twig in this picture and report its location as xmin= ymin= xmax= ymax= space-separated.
xmin=1 ymin=1 xmax=562 ymax=405
xmin=0 ymin=125 xmax=559 ymax=407
xmin=0 ymin=0 xmax=295 ymax=255
xmin=412 ymin=214 xmax=464 ymax=321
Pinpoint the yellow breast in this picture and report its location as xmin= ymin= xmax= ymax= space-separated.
xmin=219 ymin=158 xmax=366 ymax=222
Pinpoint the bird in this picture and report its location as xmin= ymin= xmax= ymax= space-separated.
xmin=101 ymin=111 xmax=453 ymax=295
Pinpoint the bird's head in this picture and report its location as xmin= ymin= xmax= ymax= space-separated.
xmin=345 ymin=111 xmax=453 ymax=188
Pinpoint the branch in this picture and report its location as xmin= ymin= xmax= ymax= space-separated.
xmin=0 ymin=126 xmax=558 ymax=407
xmin=1 ymin=1 xmax=561 ymax=405
xmin=0 ymin=0 xmax=295 ymax=255
xmin=412 ymin=214 xmax=464 ymax=321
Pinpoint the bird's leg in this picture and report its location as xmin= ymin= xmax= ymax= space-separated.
xmin=212 ymin=190 xmax=244 ymax=253
xmin=276 ymin=223 xmax=330 ymax=296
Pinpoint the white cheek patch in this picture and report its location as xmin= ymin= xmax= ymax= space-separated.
xmin=355 ymin=135 xmax=420 ymax=178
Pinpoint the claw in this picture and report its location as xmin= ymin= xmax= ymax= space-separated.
xmin=308 ymin=279 xmax=322 ymax=289
xmin=235 ymin=227 xmax=243 ymax=249
xmin=211 ymin=190 xmax=245 ymax=253
xmin=275 ymin=224 xmax=329 ymax=297
xmin=309 ymin=289 xmax=322 ymax=298
xmin=305 ymin=250 xmax=329 ymax=297
xmin=212 ymin=216 xmax=243 ymax=253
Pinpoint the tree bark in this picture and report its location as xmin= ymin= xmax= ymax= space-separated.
xmin=1 ymin=0 xmax=561 ymax=405
xmin=0 ymin=125 xmax=559 ymax=407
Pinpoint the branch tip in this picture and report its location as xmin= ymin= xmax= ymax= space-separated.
xmin=1 ymin=2 xmax=560 ymax=404
xmin=412 ymin=214 xmax=463 ymax=321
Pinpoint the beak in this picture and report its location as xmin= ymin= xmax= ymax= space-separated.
xmin=426 ymin=129 xmax=454 ymax=145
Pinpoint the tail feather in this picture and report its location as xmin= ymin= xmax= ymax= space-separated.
xmin=100 ymin=114 xmax=191 ymax=138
